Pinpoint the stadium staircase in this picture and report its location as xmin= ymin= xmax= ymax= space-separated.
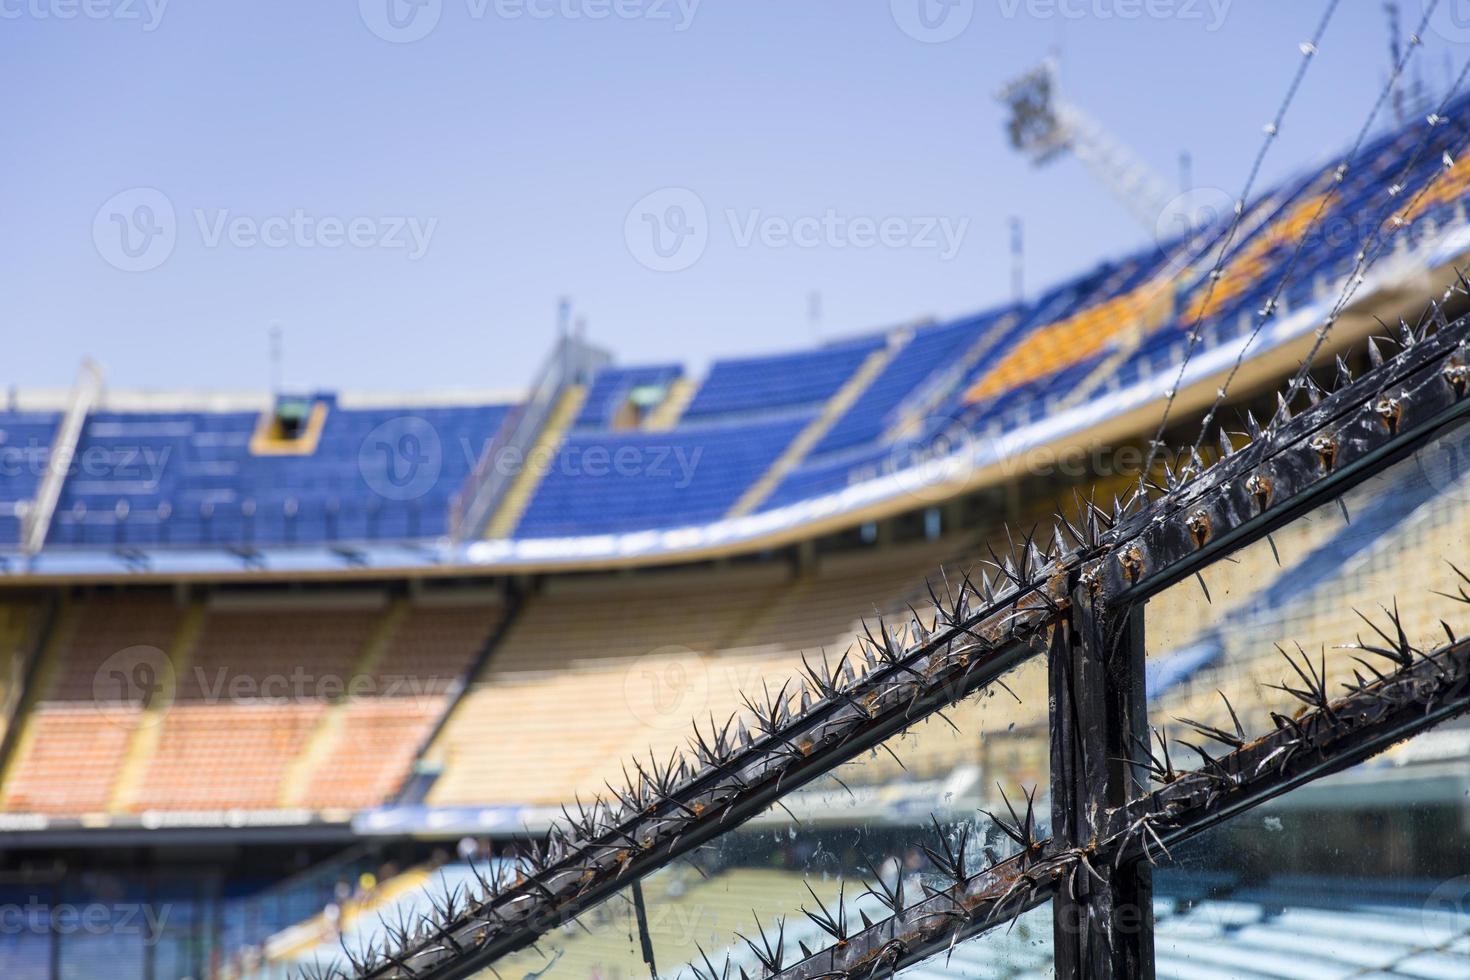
xmin=108 ymin=600 xmax=207 ymax=812
xmin=0 ymin=598 xmax=47 ymax=754
xmin=642 ymin=375 xmax=697 ymax=430
xmin=278 ymin=600 xmax=409 ymax=809
xmin=482 ymin=384 xmax=586 ymax=538
xmin=421 ymin=533 xmax=1024 ymax=808
xmin=20 ymin=359 xmax=101 ymax=555
xmin=885 ymin=312 xmax=1019 ymax=442
xmin=727 ymin=340 xmax=902 ymax=518
xmin=0 ymin=598 xmax=74 ymax=798
xmin=1056 ymin=324 xmax=1150 ymax=409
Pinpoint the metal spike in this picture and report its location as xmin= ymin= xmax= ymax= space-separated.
xmin=1367 ymin=336 xmax=1385 ymax=369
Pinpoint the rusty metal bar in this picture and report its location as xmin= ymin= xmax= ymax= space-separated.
xmin=752 ymin=624 xmax=1470 ymax=980
xmin=333 ymin=309 xmax=1470 ymax=980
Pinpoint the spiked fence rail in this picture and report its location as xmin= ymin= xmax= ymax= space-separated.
xmin=714 ymin=603 xmax=1470 ymax=980
xmin=320 ymin=299 xmax=1470 ymax=980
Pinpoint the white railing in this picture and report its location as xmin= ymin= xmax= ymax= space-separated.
xmin=22 ymin=359 xmax=102 ymax=554
xmin=449 ymin=336 xmax=609 ymax=542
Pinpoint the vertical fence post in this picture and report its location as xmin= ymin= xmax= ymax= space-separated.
xmin=1050 ymin=566 xmax=1154 ymax=978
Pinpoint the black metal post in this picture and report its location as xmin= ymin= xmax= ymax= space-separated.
xmin=1050 ymin=569 xmax=1154 ymax=978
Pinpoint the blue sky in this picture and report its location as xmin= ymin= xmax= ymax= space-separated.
xmin=4 ymin=0 xmax=1465 ymax=395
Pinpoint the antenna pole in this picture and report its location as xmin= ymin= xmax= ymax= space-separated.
xmin=269 ymin=322 xmax=283 ymax=395
xmin=1009 ymin=217 xmax=1025 ymax=303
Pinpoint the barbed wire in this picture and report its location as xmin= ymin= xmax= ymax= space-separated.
xmin=1184 ymin=1 xmax=1453 ymax=462
xmin=1271 ymin=56 xmax=1470 ymax=420
xmin=1140 ymin=0 xmax=1344 ymax=477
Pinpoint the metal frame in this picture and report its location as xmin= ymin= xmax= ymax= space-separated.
xmin=320 ymin=300 xmax=1470 ymax=980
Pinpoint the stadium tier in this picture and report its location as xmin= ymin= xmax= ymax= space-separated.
xmin=11 ymin=63 xmax=1470 ymax=980
xmin=241 ymin=855 xmax=1470 ymax=979
xmin=0 ymin=593 xmax=501 ymax=818
xmin=4 ymin=92 xmax=1470 ymax=574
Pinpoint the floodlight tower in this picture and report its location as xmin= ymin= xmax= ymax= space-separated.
xmin=998 ymin=58 xmax=1177 ymax=233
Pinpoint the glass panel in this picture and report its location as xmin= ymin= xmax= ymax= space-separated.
xmin=1146 ymin=418 xmax=1470 ymax=744
xmin=54 ymin=875 xmax=148 ymax=980
xmin=1153 ymin=723 xmax=1470 ymax=978
xmin=493 ymin=655 xmax=1055 ymax=979
xmin=897 ymin=901 xmax=1054 ymax=979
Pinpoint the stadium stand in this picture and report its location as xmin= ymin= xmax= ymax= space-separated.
xmin=0 ymin=593 xmax=186 ymax=814
xmin=5 ymin=72 xmax=1470 ymax=980
xmin=573 ymin=363 xmax=684 ymax=430
xmin=510 ymin=415 xmax=810 ymax=538
xmin=0 ymin=592 xmax=502 ymax=817
xmin=421 ymin=530 xmax=1059 ymax=808
xmin=681 ymin=335 xmax=888 ymax=423
xmin=0 ymin=410 xmax=60 ymax=546
xmin=0 ymin=92 xmax=1464 ymax=565
xmin=42 ymin=400 xmax=512 ymax=549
